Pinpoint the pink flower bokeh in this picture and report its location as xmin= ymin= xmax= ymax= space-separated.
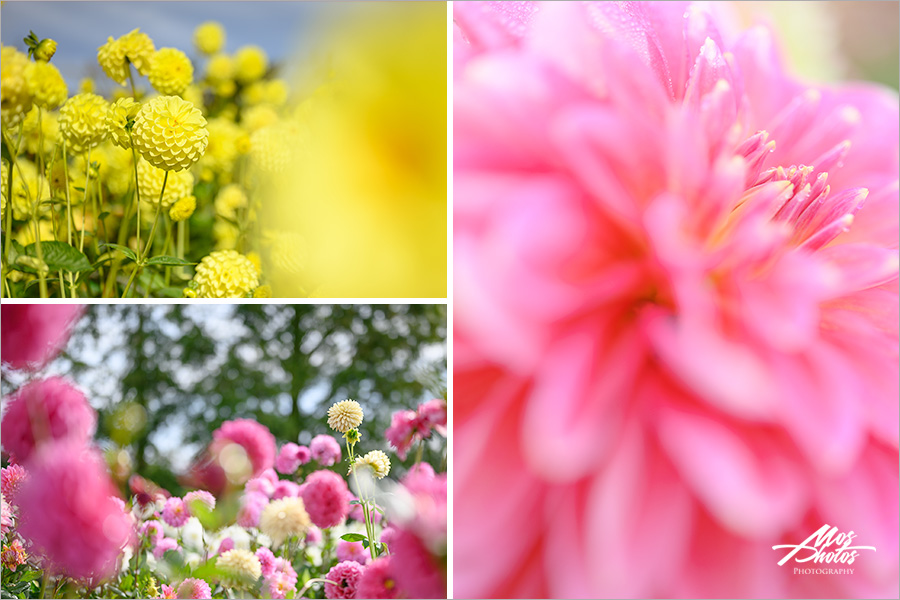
xmin=454 ymin=1 xmax=898 ymax=598
xmin=0 ymin=305 xmax=83 ymax=371
xmin=0 ymin=376 xmax=97 ymax=463
xmin=16 ymin=440 xmax=134 ymax=580
xmin=212 ymin=418 xmax=276 ymax=477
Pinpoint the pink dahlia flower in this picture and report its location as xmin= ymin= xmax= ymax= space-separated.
xmin=325 ymin=560 xmax=364 ymax=600
xmin=416 ymin=399 xmax=447 ymax=436
xmin=140 ymin=520 xmax=165 ymax=544
xmin=267 ymin=572 xmax=294 ymax=600
xmin=336 ymin=539 xmax=369 ymax=564
xmin=1 ymin=377 xmax=96 ymax=463
xmin=1 ymin=495 xmax=14 ymax=535
xmin=454 ymin=2 xmax=898 ymax=598
xmin=236 ymin=491 xmax=269 ymax=528
xmin=161 ymin=497 xmax=189 ymax=528
xmin=271 ymin=557 xmax=298 ymax=586
xmin=0 ymin=305 xmax=83 ymax=370
xmin=385 ymin=409 xmax=418 ymax=460
xmin=305 ymin=525 xmax=322 ymax=544
xmin=184 ymin=490 xmax=216 ymax=514
xmin=245 ymin=475 xmax=276 ymax=498
xmin=153 ymin=537 xmax=180 ymax=559
xmin=256 ymin=546 xmax=277 ymax=578
xmin=357 ymin=556 xmax=399 ymax=600
xmin=271 ymin=479 xmax=301 ymax=500
xmin=212 ymin=419 xmax=276 ymax=477
xmin=275 ymin=442 xmax=303 ymax=474
xmin=391 ymin=528 xmax=445 ymax=599
xmin=309 ymin=434 xmax=341 ymax=466
xmin=16 ymin=441 xmax=133 ymax=580
xmin=295 ymin=445 xmax=312 ymax=465
xmin=159 ymin=584 xmax=177 ymax=599
xmin=299 ymin=469 xmax=349 ymax=529
xmin=216 ymin=537 xmax=234 ymax=555
xmin=176 ymin=577 xmax=212 ymax=599
xmin=1 ymin=464 xmax=27 ymax=501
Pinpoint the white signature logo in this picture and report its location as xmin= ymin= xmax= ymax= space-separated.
xmin=773 ymin=524 xmax=876 ymax=566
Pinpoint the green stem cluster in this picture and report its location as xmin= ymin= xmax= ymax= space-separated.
xmin=346 ymin=435 xmax=378 ymax=561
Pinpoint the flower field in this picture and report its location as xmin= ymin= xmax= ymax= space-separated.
xmin=1 ymin=2 xmax=447 ymax=298
xmin=1 ymin=305 xmax=447 ymax=599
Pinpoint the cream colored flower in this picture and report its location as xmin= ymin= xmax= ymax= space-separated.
xmin=137 ymin=158 xmax=194 ymax=208
xmin=97 ymin=36 xmax=128 ymax=84
xmin=148 ymin=48 xmax=193 ymax=95
xmin=352 ymin=450 xmax=391 ymax=480
xmin=132 ymin=96 xmax=208 ymax=171
xmin=259 ymin=497 xmax=310 ymax=546
xmin=216 ymin=549 xmax=261 ymax=589
xmin=327 ymin=399 xmax=364 ymax=433
xmin=120 ymin=29 xmax=156 ymax=76
xmin=59 ymin=93 xmax=109 ymax=152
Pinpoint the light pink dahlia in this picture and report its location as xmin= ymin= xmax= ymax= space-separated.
xmin=336 ymin=539 xmax=369 ymax=564
xmin=309 ymin=434 xmax=341 ymax=466
xmin=184 ymin=490 xmax=216 ymax=514
xmin=385 ymin=409 xmax=419 ymax=460
xmin=0 ymin=305 xmax=83 ymax=370
xmin=299 ymin=469 xmax=350 ymax=529
xmin=255 ymin=546 xmax=277 ymax=578
xmin=271 ymin=479 xmax=301 ymax=500
xmin=275 ymin=442 xmax=303 ymax=474
xmin=454 ymin=2 xmax=898 ymax=599
xmin=162 ymin=497 xmax=189 ymax=528
xmin=236 ymin=491 xmax=268 ymax=528
xmin=1 ymin=495 xmax=13 ymax=535
xmin=16 ymin=441 xmax=133 ymax=580
xmin=153 ymin=537 xmax=180 ymax=559
xmin=1 ymin=377 xmax=97 ymax=463
xmin=325 ymin=560 xmax=364 ymax=600
xmin=176 ymin=577 xmax=212 ymax=599
xmin=1 ymin=464 xmax=27 ymax=501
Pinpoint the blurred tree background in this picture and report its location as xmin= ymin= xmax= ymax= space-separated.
xmin=1 ymin=305 xmax=447 ymax=495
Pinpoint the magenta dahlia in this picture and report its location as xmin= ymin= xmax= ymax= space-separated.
xmin=454 ymin=1 xmax=898 ymax=598
xmin=212 ymin=419 xmax=276 ymax=477
xmin=325 ymin=560 xmax=364 ymax=600
xmin=299 ymin=469 xmax=350 ymax=529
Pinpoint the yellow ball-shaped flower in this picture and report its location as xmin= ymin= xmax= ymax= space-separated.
xmin=216 ymin=549 xmax=261 ymax=589
xmin=250 ymin=124 xmax=294 ymax=174
xmin=205 ymin=53 xmax=234 ymax=82
xmin=327 ymin=399 xmax=364 ymax=433
xmin=137 ymin=158 xmax=195 ymax=208
xmin=25 ymin=61 xmax=67 ymax=109
xmin=107 ymin=97 xmax=140 ymax=149
xmin=97 ymin=36 xmax=128 ymax=84
xmin=352 ymin=450 xmax=391 ymax=480
xmin=194 ymin=21 xmax=225 ymax=55
xmin=214 ymin=183 xmax=247 ymax=221
xmin=234 ymin=45 xmax=268 ymax=83
xmin=198 ymin=117 xmax=241 ymax=177
xmin=21 ymin=107 xmax=59 ymax=156
xmin=120 ymin=29 xmax=156 ymax=76
xmin=169 ymin=194 xmax=196 ymax=222
xmin=191 ymin=250 xmax=259 ymax=298
xmin=259 ymin=498 xmax=310 ymax=547
xmin=148 ymin=48 xmax=193 ymax=95
xmin=59 ymin=93 xmax=109 ymax=153
xmin=1 ymin=46 xmax=33 ymax=128
xmin=132 ymin=95 xmax=208 ymax=171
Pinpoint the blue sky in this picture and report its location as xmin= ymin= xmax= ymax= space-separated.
xmin=1 ymin=1 xmax=324 ymax=89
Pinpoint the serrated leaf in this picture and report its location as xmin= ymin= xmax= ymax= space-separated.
xmin=102 ymin=243 xmax=138 ymax=263
xmin=340 ymin=533 xmax=368 ymax=543
xmin=23 ymin=241 xmax=91 ymax=272
xmin=145 ymin=256 xmax=196 ymax=267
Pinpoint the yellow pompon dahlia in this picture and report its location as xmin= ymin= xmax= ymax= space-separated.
xmin=250 ymin=124 xmax=294 ymax=174
xmin=327 ymin=399 xmax=364 ymax=433
xmin=216 ymin=549 xmax=261 ymax=589
xmin=214 ymin=183 xmax=247 ymax=220
xmin=259 ymin=498 xmax=310 ymax=546
xmin=1 ymin=46 xmax=33 ymax=129
xmin=234 ymin=45 xmax=268 ymax=83
xmin=107 ymin=97 xmax=140 ymax=149
xmin=352 ymin=450 xmax=391 ymax=480
xmin=132 ymin=95 xmax=208 ymax=171
xmin=25 ymin=61 xmax=67 ymax=110
xmin=137 ymin=159 xmax=194 ymax=208
xmin=198 ymin=117 xmax=241 ymax=177
xmin=97 ymin=36 xmax=128 ymax=85
xmin=119 ymin=29 xmax=156 ymax=76
xmin=21 ymin=107 xmax=59 ymax=156
xmin=194 ymin=21 xmax=225 ymax=55
xmin=191 ymin=250 xmax=260 ymax=298
xmin=148 ymin=48 xmax=193 ymax=95
xmin=169 ymin=195 xmax=196 ymax=222
xmin=205 ymin=53 xmax=234 ymax=82
xmin=241 ymin=104 xmax=278 ymax=133
xmin=59 ymin=93 xmax=109 ymax=152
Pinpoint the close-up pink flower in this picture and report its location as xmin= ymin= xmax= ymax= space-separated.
xmin=0 ymin=305 xmax=84 ymax=370
xmin=16 ymin=440 xmax=134 ymax=580
xmin=356 ymin=556 xmax=399 ymax=600
xmin=299 ymin=469 xmax=350 ymax=529
xmin=161 ymin=497 xmax=190 ymax=528
xmin=325 ymin=560 xmax=364 ymax=600
xmin=236 ymin=491 xmax=269 ymax=528
xmin=1 ymin=464 xmax=27 ymax=501
xmin=385 ymin=409 xmax=418 ymax=460
xmin=275 ymin=442 xmax=303 ymax=474
xmin=153 ymin=537 xmax=180 ymax=559
xmin=309 ymin=434 xmax=342 ymax=467
xmin=0 ymin=376 xmax=97 ymax=463
xmin=454 ymin=1 xmax=898 ymax=598
xmin=336 ymin=539 xmax=369 ymax=565
xmin=256 ymin=546 xmax=277 ymax=578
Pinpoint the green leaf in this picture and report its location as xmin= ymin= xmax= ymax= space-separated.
xmin=73 ymin=186 xmax=85 ymax=192
xmin=348 ymin=500 xmax=362 ymax=506
xmin=98 ymin=211 xmax=110 ymax=221
xmin=362 ymin=539 xmax=370 ymax=549
xmin=23 ymin=241 xmax=91 ymax=272
xmin=18 ymin=572 xmax=40 ymax=583
xmin=340 ymin=533 xmax=368 ymax=543
xmin=102 ymin=243 xmax=138 ymax=263
xmin=145 ymin=256 xmax=196 ymax=267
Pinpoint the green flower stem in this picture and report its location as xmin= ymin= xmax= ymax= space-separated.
xmin=122 ymin=170 xmax=167 ymax=298
xmin=61 ymin=142 xmax=77 ymax=297
xmin=2 ymin=137 xmax=14 ymax=298
xmin=346 ymin=437 xmax=378 ymax=560
xmin=6 ymin=130 xmax=49 ymax=298
xmin=176 ymin=219 xmax=186 ymax=279
xmin=129 ymin=139 xmax=142 ymax=255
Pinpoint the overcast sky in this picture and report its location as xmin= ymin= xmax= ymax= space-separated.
xmin=1 ymin=1 xmax=323 ymax=89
